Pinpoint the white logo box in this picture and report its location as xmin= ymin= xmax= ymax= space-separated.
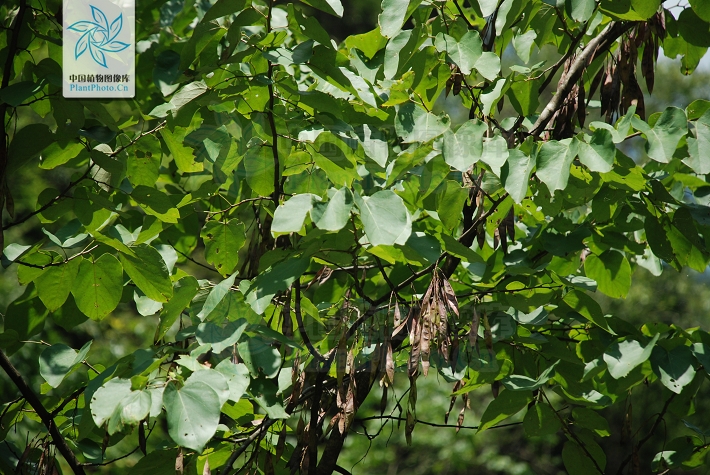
xmin=63 ymin=0 xmax=135 ymax=98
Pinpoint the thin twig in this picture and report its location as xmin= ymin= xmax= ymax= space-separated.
xmin=0 ymin=349 xmax=86 ymax=475
xmin=294 ymin=283 xmax=325 ymax=362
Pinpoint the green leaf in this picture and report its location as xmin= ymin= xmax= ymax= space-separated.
xmin=35 ymin=258 xmax=81 ymax=311
xmin=215 ymin=360 xmax=250 ymax=402
xmin=562 ymin=440 xmax=603 ymax=475
xmin=272 ymin=194 xmax=319 ymax=233
xmin=437 ymin=180 xmax=468 ymax=230
xmin=186 ymin=369 xmax=230 ymax=407
xmin=600 ymin=0 xmax=659 ymax=20
xmin=507 ymin=80 xmax=539 ymax=116
xmin=8 ymin=124 xmax=54 ymax=173
xmin=3 ymin=285 xmax=48 ymax=347
xmin=198 ymin=273 xmax=238 ymax=321
xmin=312 ymin=132 xmax=361 ymax=186
xmin=71 ymin=254 xmax=124 ymax=321
xmin=563 ymin=289 xmax=612 ymax=333
xmin=39 ymin=141 xmax=85 ymax=170
xmin=395 ymin=102 xmax=450 ymax=143
xmin=475 ymin=52 xmax=501 ymax=81
xmin=355 ymin=124 xmax=388 ymax=167
xmin=245 ymin=144 xmax=276 ymax=196
xmin=513 ymin=30 xmax=537 ymax=63
xmin=584 ymin=250 xmax=631 ymax=299
xmin=442 ymin=119 xmax=487 ymax=172
xmin=501 ymin=361 xmax=559 ymax=391
xmin=677 ymin=7 xmax=710 ymax=48
xmin=603 ymin=334 xmax=660 ymax=379
xmin=196 ymin=319 xmax=248 ymax=353
xmin=477 ymin=389 xmax=532 ymax=432
xmin=480 ymin=78 xmax=506 ymax=116
xmin=690 ymin=0 xmax=710 ymax=22
xmin=378 ymin=0 xmax=422 ymax=38
xmin=39 ymin=341 xmax=91 ymax=388
xmin=91 ymin=378 xmax=132 ymax=427
xmin=434 ymin=31 xmax=483 ymax=75
xmin=477 ymin=0 xmax=498 ymax=16
xmin=300 ymin=0 xmax=343 ymax=17
xmin=383 ymin=29 xmax=419 ymax=79
xmin=566 ymin=0 xmax=595 ymax=22
xmin=153 ymin=50 xmax=181 ymax=96
xmin=577 ymin=129 xmax=615 ymax=173
xmin=164 ymin=380 xmax=221 ymax=451
xmin=161 ymin=127 xmax=203 ymax=173
xmin=201 ymin=220 xmax=246 ymax=275
xmin=523 ymin=403 xmax=561 ymax=437
xmin=203 ymin=0 xmax=247 ymax=22
xmin=631 ymin=107 xmax=688 ymax=163
xmin=355 ymin=190 xmax=411 ymax=246
xmin=501 ymin=149 xmax=535 ymax=203
xmin=242 ymin=256 xmax=310 ymax=314
xmin=131 ymin=186 xmax=180 ymax=223
xmin=0 ymin=80 xmax=44 ymax=107
xmin=130 ymin=449 xmax=180 ymax=475
xmin=573 ymin=408 xmax=611 ymax=437
xmin=310 ymin=187 xmax=354 ymax=231
xmin=536 ymin=139 xmax=578 ymax=192
xmin=439 ymin=233 xmax=484 ymax=264
xmin=115 ymin=390 xmax=152 ymax=429
xmin=685 ymin=109 xmax=710 ymax=174
xmin=238 ymin=336 xmax=282 ymax=379
xmin=645 ymin=215 xmax=674 ymax=262
xmin=119 ymin=244 xmax=173 ymax=303
xmin=157 ymin=276 xmax=200 ymax=341
xmin=691 ymin=342 xmax=710 ymax=372
xmin=127 ymin=135 xmax=162 ymax=187
xmin=651 ymin=345 xmax=697 ymax=394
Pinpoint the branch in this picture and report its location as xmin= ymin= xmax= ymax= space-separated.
xmin=0 ymin=0 xmax=30 ymax=247
xmin=530 ymin=21 xmax=633 ymax=137
xmin=266 ymin=0 xmax=281 ymax=206
xmin=356 ymin=414 xmax=523 ymax=431
xmin=0 ymin=349 xmax=86 ymax=475
xmin=541 ymin=389 xmax=604 ymax=475
xmin=294 ymin=283 xmax=325 ymax=363
xmin=221 ymin=419 xmax=277 ymax=475
xmin=614 ymin=394 xmax=676 ymax=475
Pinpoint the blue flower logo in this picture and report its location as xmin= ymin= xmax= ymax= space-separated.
xmin=67 ymin=5 xmax=129 ymax=68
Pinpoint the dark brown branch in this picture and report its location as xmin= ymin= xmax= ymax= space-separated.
xmin=614 ymin=394 xmax=676 ymax=475
xmin=530 ymin=21 xmax=633 ymax=137
xmin=536 ymin=27 xmax=587 ymax=96
xmin=541 ymin=389 xmax=604 ymax=475
xmin=295 ymin=283 xmax=325 ymax=363
xmin=356 ymin=414 xmax=523 ymax=431
xmin=0 ymin=349 xmax=86 ymax=475
xmin=374 ymin=256 xmax=398 ymax=295
xmin=221 ymin=419 xmax=278 ymax=475
xmin=50 ymin=386 xmax=86 ymax=418
xmin=0 ymin=0 xmax=30 ymax=247
xmin=266 ymin=0 xmax=281 ymax=206
xmin=451 ymin=0 xmax=474 ymax=29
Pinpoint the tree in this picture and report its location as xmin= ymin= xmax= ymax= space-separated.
xmin=2 ymin=0 xmax=710 ymax=474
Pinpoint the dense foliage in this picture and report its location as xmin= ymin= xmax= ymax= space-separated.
xmin=3 ymin=0 xmax=710 ymax=473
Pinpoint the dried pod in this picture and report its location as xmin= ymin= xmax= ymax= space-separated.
xmin=577 ymin=79 xmax=586 ymax=128
xmin=641 ymin=38 xmax=655 ymax=94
